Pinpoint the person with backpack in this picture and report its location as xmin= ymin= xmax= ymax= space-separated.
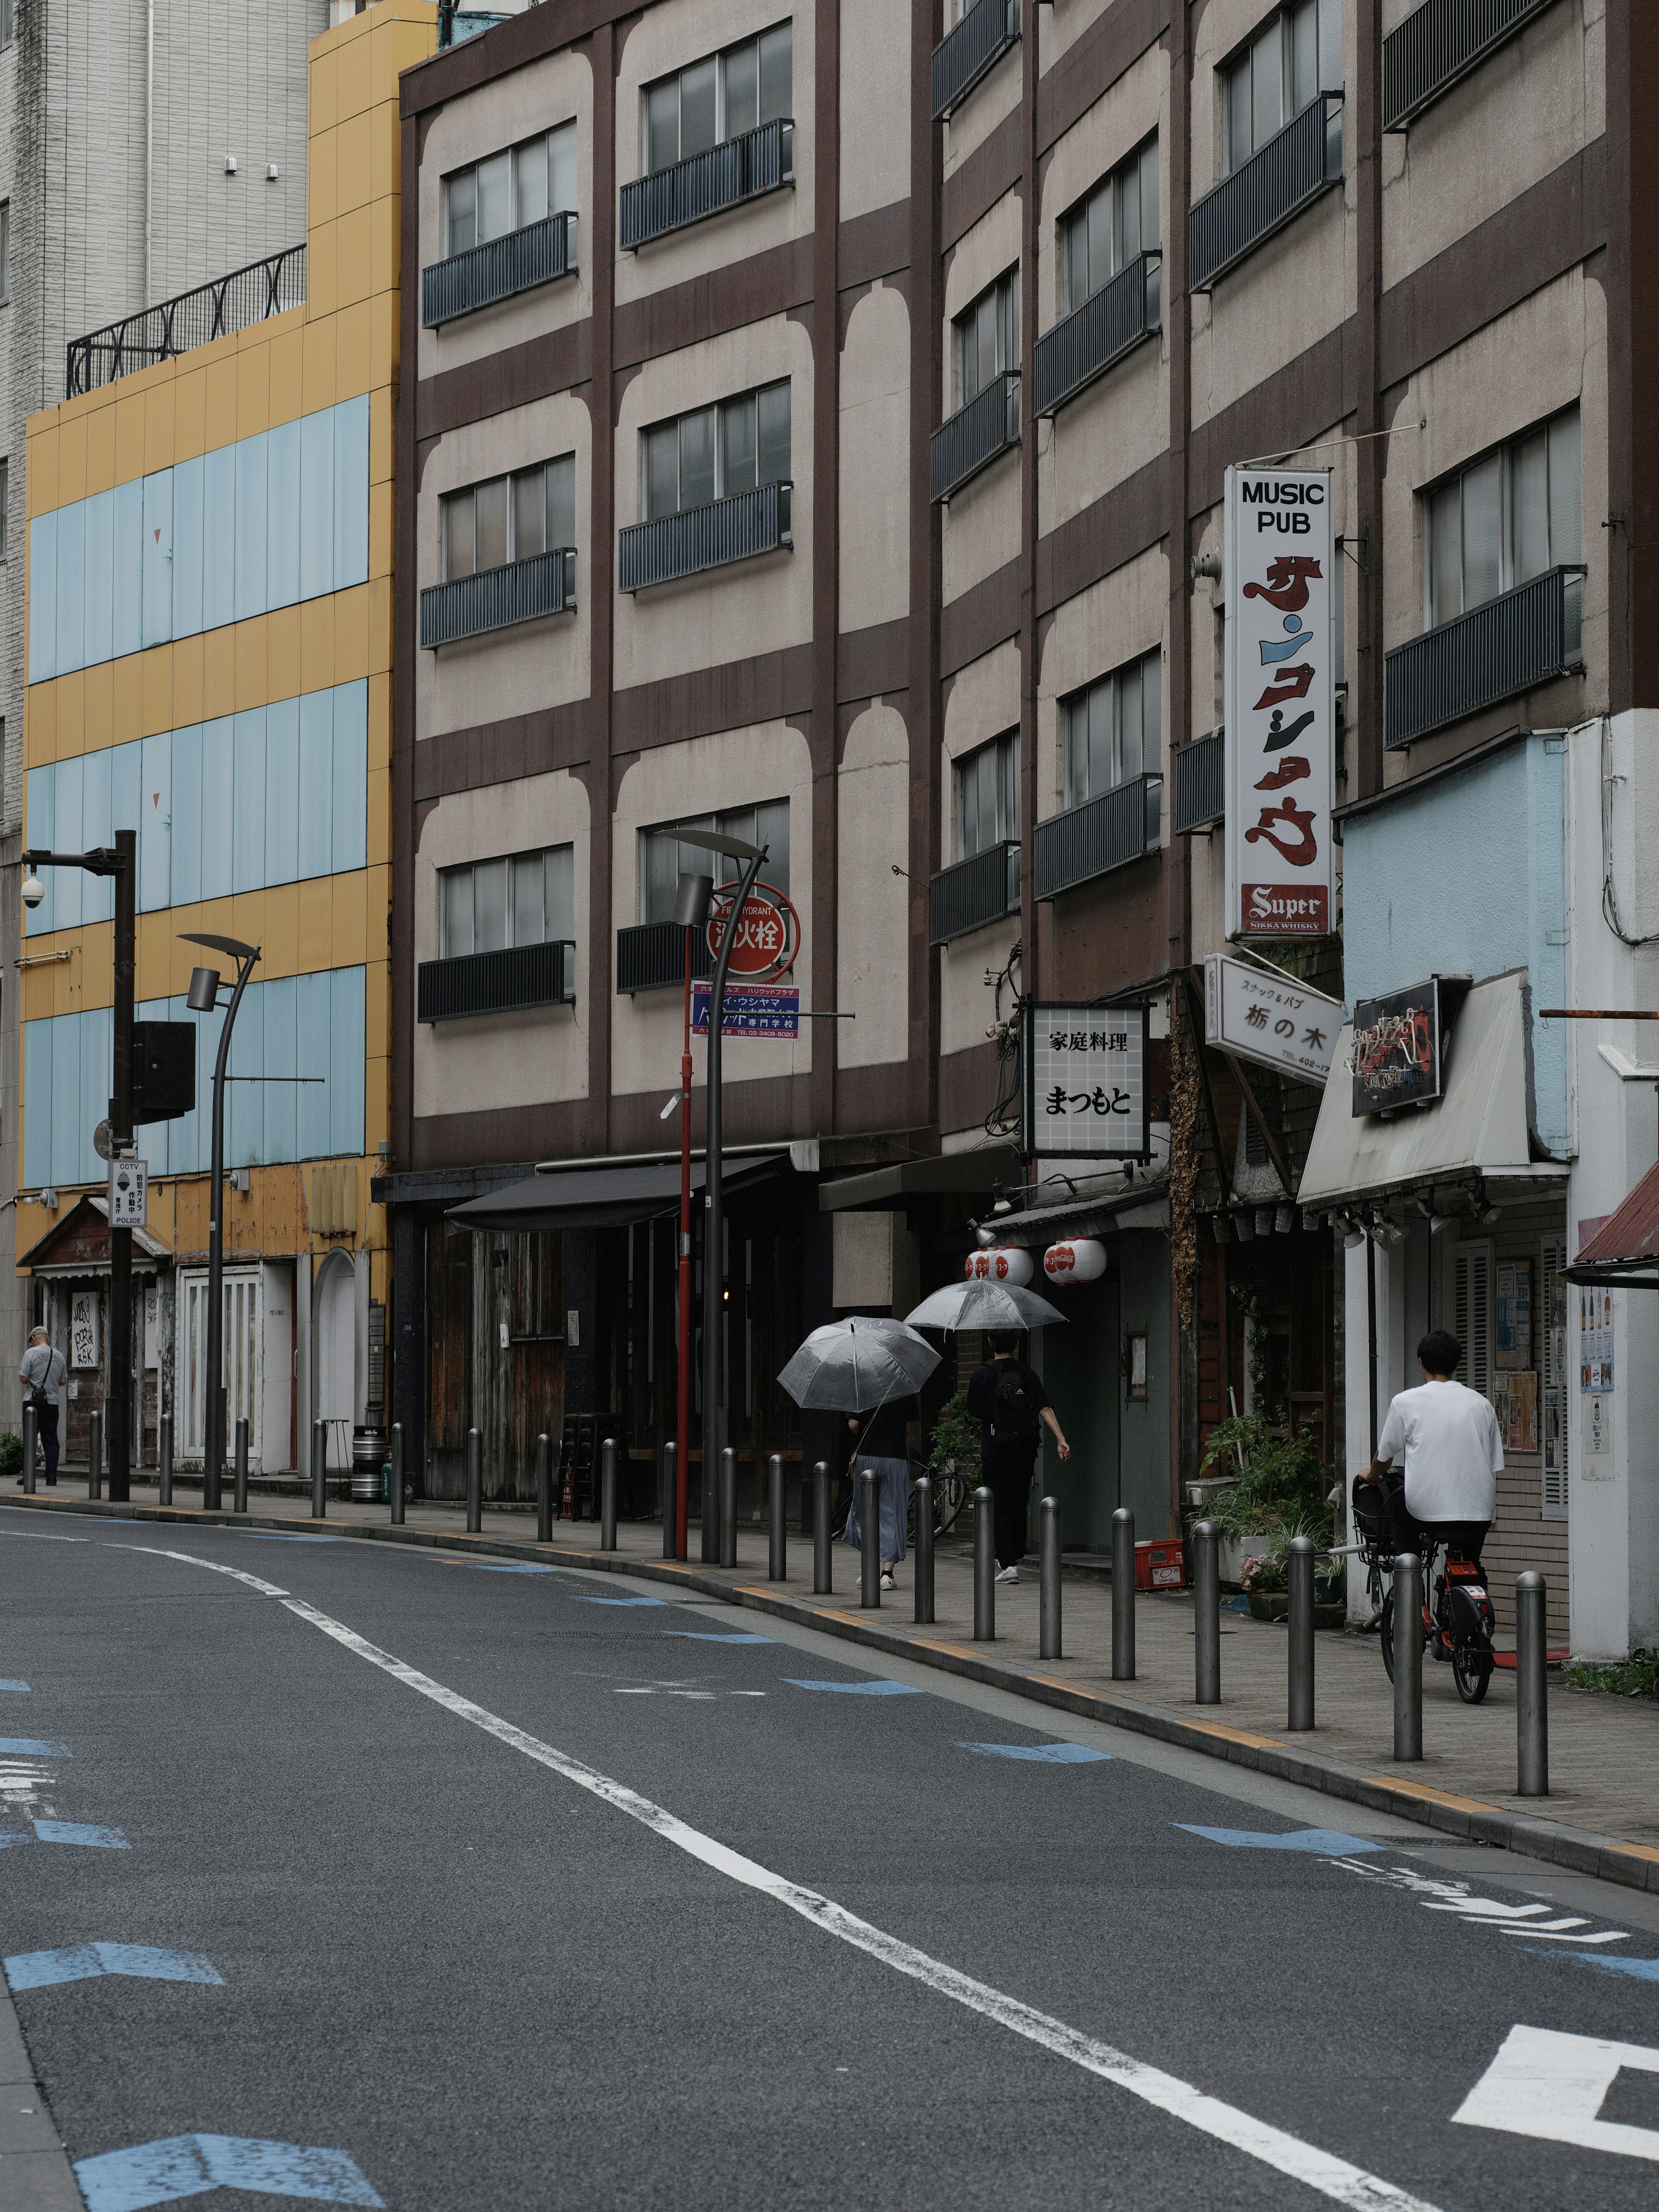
xmin=18 ymin=1327 xmax=66 ymax=1487
xmin=965 ymin=1330 xmax=1070 ymax=1583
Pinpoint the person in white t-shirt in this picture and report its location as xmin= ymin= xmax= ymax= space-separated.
xmin=1356 ymin=1328 xmax=1502 ymax=1568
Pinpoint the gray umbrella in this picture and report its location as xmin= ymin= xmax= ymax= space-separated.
xmin=905 ymin=1280 xmax=1066 ymax=1333
xmin=778 ymin=1317 xmax=940 ymax=1412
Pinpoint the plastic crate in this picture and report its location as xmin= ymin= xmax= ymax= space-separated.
xmin=1136 ymin=1537 xmax=1187 ymax=1592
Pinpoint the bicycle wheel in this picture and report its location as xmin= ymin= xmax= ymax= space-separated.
xmin=1453 ymin=1646 xmax=1494 ymax=1704
xmin=934 ymin=1470 xmax=967 ymax=1536
xmin=1380 ymin=1592 xmax=1396 ymax=1683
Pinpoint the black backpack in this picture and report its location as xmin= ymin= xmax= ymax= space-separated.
xmin=989 ymin=1363 xmax=1039 ymax=1446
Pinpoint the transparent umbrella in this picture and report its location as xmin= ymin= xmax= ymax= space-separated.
xmin=778 ymin=1317 xmax=941 ymax=1413
xmin=904 ymin=1280 xmax=1066 ymax=1334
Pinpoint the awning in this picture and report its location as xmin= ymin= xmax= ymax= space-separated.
xmin=818 ymin=1144 xmax=1023 ymax=1212
xmin=445 ymin=1151 xmax=788 ymax=1234
xmin=975 ymin=1170 xmax=1171 ymax=1245
xmin=1298 ymin=971 xmax=1567 ymax=1211
xmin=19 ymin=1194 xmax=172 ymax=1277
xmin=1567 ymin=1161 xmax=1659 ymax=1289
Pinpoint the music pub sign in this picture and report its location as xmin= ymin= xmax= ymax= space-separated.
xmin=1224 ymin=465 xmax=1335 ymax=941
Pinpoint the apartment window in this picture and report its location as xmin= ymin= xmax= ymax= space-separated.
xmin=0 ymin=1 xmax=12 ymax=49
xmin=645 ymin=22 xmax=792 ymax=172
xmin=1061 ymin=138 xmax=1159 ymax=315
xmin=1224 ymin=0 xmax=1340 ymax=172
xmin=440 ymin=845 xmax=575 ymax=959
xmin=642 ymin=382 xmax=790 ymax=521
xmin=1062 ymin=649 xmax=1162 ymax=811
xmin=0 ymin=457 xmax=7 ymax=563
xmin=955 ymin=269 xmax=1019 ymax=409
xmin=956 ymin=731 xmax=1020 ymax=859
xmin=441 ymin=455 xmax=576 ymax=581
xmin=0 ymin=202 xmax=9 ymax=305
xmin=1424 ymin=408 xmax=1581 ymax=629
xmin=639 ymin=800 xmax=791 ymax=923
xmin=444 ymin=122 xmax=577 ymax=256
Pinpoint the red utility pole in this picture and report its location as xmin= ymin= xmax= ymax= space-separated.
xmin=676 ymin=925 xmax=693 ymax=1560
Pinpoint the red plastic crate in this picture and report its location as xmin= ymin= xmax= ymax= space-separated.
xmin=1135 ymin=1537 xmax=1187 ymax=1592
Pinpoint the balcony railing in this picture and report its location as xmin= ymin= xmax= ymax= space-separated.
xmin=1173 ymin=730 xmax=1225 ymax=834
xmin=620 ymin=118 xmax=794 ymax=251
xmin=932 ymin=0 xmax=1020 ymax=120
xmin=1384 ymin=0 xmax=1558 ymax=130
xmin=1034 ymin=775 xmax=1162 ymax=900
xmin=66 ymin=243 xmax=305 ymax=397
xmin=617 ymin=922 xmax=716 ymax=995
xmin=437 ymin=4 xmax=515 ymax=47
xmin=420 ymin=549 xmax=576 ymax=649
xmin=1032 ymin=254 xmax=1160 ymax=420
xmin=929 ymin=842 xmax=1020 ymax=945
xmin=422 ymin=212 xmax=577 ymax=328
xmin=1386 ymin=566 xmax=1583 ymax=748
xmin=619 ymin=480 xmax=791 ymax=594
xmin=930 ymin=372 xmax=1020 ymax=504
xmin=418 ymin=941 xmax=576 ymax=1023
xmin=1189 ymin=93 xmax=1343 ymax=292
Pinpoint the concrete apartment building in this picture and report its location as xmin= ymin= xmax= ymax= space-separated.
xmin=387 ymin=0 xmax=1657 ymax=1650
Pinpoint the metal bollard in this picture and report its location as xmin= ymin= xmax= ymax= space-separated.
xmin=859 ymin=1468 xmax=880 ymax=1607
xmin=1193 ymin=1519 xmax=1220 ymax=1704
xmin=311 ymin=1418 xmax=327 ymax=1519
xmin=768 ymin=1453 xmax=787 ymax=1580
xmin=1287 ymin=1534 xmax=1316 ymax=1730
xmin=390 ymin=1423 xmax=405 ymax=1526
xmin=233 ymin=1416 xmax=249 ymax=1515
xmin=658 ymin=1440 xmax=674 ymax=1559
xmin=914 ymin=1475 xmax=934 ymax=1625
xmin=21 ymin=1405 xmax=36 ymax=1496
xmin=600 ymin=1436 xmax=618 ymax=1551
xmin=974 ymin=1484 xmax=995 ymax=1641
xmin=1516 ymin=1570 xmax=1549 ymax=1797
xmin=466 ymin=1427 xmax=482 ymax=1535
xmin=1393 ymin=1554 xmax=1422 ymax=1761
xmin=1039 ymin=1497 xmax=1062 ymax=1661
xmin=88 ymin=1408 xmax=103 ymax=1500
xmin=1111 ymin=1506 xmax=1135 ymax=1681
xmin=157 ymin=1411 xmax=172 ymax=1506
xmin=812 ymin=1460 xmax=832 ymax=1595
xmin=719 ymin=1447 xmax=737 ymax=1569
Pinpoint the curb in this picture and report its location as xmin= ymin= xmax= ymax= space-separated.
xmin=11 ymin=1491 xmax=1659 ymax=1900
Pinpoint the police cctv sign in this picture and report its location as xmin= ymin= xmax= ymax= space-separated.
xmin=1203 ymin=954 xmax=1340 ymax=1087
xmin=1023 ymin=1001 xmax=1151 ymax=1160
xmin=1223 ymin=465 xmax=1335 ymax=941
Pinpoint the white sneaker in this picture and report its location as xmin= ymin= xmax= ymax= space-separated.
xmin=995 ymin=1564 xmax=1019 ymax=1585
xmin=880 ymin=1572 xmax=895 ymax=1591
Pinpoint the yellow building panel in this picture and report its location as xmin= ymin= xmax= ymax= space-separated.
xmin=369 ymin=190 xmax=401 ymax=304
xmin=369 ymin=479 xmax=393 ymax=582
xmin=144 ymin=382 xmax=176 ymax=474
xmin=334 ymin=299 xmax=373 ymax=401
xmin=138 ymin=650 xmax=172 ymax=741
xmin=330 ymin=872 xmax=369 ymax=965
xmin=337 ymin=111 xmax=372 ymax=219
xmin=309 ymin=38 xmax=338 ymax=133
xmin=26 ymin=682 xmax=55 ymax=763
xmin=299 ymin=596 xmax=338 ymax=696
xmin=366 ymin=672 xmax=390 ymax=770
xmin=335 ymin=23 xmax=373 ymax=124
xmin=269 ymin=321 xmax=305 ymax=430
xmin=19 ymin=962 xmax=62 ymax=1026
xmin=366 ymin=575 xmax=393 ymax=674
xmin=54 ymin=671 xmax=86 ymax=760
xmin=378 ymin=12 xmax=440 ymax=81
xmin=296 ymin=876 xmax=334 ymax=975
xmin=114 ymin=393 xmax=146 ymax=484
xmin=302 ymin=312 xmax=338 ymax=416
xmin=80 ymin=930 xmax=114 ymax=1012
xmin=56 ymin=416 xmax=89 ymax=506
xmin=172 ymin=637 xmax=204 ymax=735
xmin=136 ymin=911 xmax=175 ymax=996
xmin=203 ymin=353 xmax=239 ymax=454
xmin=309 ymin=219 xmax=340 ymax=323
xmin=202 ymin=627 xmax=237 ymax=722
xmin=369 ymin=95 xmax=401 ymax=206
xmin=84 ymin=404 xmax=117 ymax=497
xmin=334 ymin=583 xmax=370 ymax=684
xmin=369 ymin=287 xmax=399 ymax=392
xmin=82 ymin=664 xmax=113 ymax=756
xmin=235 ymin=344 xmax=271 ymax=440
xmin=366 ymin=765 xmax=389 ymax=872
xmin=142 ymin=652 xmax=173 ymax=743
xmin=235 ymin=616 xmax=271 ymax=712
xmin=27 ymin=425 xmax=58 ymax=516
xmin=266 ymin=604 xmax=302 ymax=696
xmin=369 ymin=385 xmax=393 ymax=487
xmin=365 ymin=1059 xmax=389 ymax=1147
xmin=336 ymin=203 xmax=372 ymax=310
xmin=174 ymin=366 xmax=208 ymax=463
xmin=364 ymin=952 xmax=389 ymax=1049
xmin=310 ymin=122 xmax=339 ymax=232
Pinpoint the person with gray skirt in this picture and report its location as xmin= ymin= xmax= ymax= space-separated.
xmin=843 ymin=1392 xmax=917 ymax=1592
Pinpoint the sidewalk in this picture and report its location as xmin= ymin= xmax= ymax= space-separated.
xmin=10 ymin=1478 xmax=1659 ymax=1893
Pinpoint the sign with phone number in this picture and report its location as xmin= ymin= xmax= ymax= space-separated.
xmin=692 ymin=984 xmax=800 ymax=1039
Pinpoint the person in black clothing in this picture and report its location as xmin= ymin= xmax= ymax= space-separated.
xmin=964 ymin=1330 xmax=1071 ymax=1583
xmin=844 ymin=1392 xmax=918 ymax=1590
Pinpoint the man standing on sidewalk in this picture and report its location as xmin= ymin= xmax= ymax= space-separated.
xmin=965 ymin=1330 xmax=1071 ymax=1584
xmin=18 ymin=1328 xmax=66 ymax=1487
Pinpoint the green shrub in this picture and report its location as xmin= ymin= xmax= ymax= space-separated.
xmin=1199 ymin=1414 xmax=1335 ymax=1547
xmin=1564 ymin=1649 xmax=1659 ymax=1700
xmin=0 ymin=1432 xmax=21 ymax=1478
xmin=925 ymin=1392 xmax=980 ymax=1481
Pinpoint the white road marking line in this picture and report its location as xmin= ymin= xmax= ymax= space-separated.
xmin=1330 ymin=1857 xmax=1629 ymax=1947
xmin=111 ymin=1545 xmax=290 ymax=1599
xmin=0 ymin=1527 xmax=89 ymax=1541
xmin=1453 ymin=2024 xmax=1659 ymax=2161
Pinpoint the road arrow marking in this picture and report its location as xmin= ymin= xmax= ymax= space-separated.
xmin=74 ymin=2132 xmax=384 ymax=2210
xmin=6 ymin=1942 xmax=222 ymax=1992
xmin=1452 ymin=2023 xmax=1659 ymax=2161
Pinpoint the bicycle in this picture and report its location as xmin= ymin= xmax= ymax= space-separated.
xmin=1351 ymin=1472 xmax=1497 ymax=1705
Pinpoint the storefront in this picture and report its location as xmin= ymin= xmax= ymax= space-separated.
xmin=17 ymin=1198 xmax=169 ymax=1474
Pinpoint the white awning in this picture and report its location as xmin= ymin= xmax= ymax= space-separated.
xmin=1298 ymin=970 xmax=1564 ymax=1209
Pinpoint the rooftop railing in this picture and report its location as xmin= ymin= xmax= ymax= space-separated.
xmin=1385 ymin=566 xmax=1583 ymax=748
xmin=1189 ymin=93 xmax=1343 ymax=292
xmin=422 ymin=211 xmax=577 ymax=327
xmin=619 ymin=480 xmax=791 ymax=594
xmin=65 ymin=243 xmax=305 ymax=397
xmin=930 ymin=372 xmax=1020 ymax=504
xmin=932 ymin=0 xmax=1020 ymax=120
xmin=929 ymin=841 xmax=1020 ymax=945
xmin=418 ymin=941 xmax=576 ymax=1022
xmin=1034 ymin=775 xmax=1162 ymax=899
xmin=1032 ymin=253 xmax=1160 ymax=419
xmin=620 ymin=118 xmax=793 ymax=251
xmin=1384 ymin=0 xmax=1560 ymax=130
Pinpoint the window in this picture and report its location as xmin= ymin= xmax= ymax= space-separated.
xmin=0 ymin=201 xmax=9 ymax=305
xmin=955 ymin=731 xmax=1019 ymax=859
xmin=0 ymin=456 xmax=7 ymax=563
xmin=1223 ymin=0 xmax=1340 ymax=172
xmin=645 ymin=22 xmax=791 ymax=172
xmin=441 ymin=455 xmax=576 ymax=581
xmin=444 ymin=122 xmax=577 ymax=256
xmin=1451 ymin=1240 xmax=1493 ymax=1402
xmin=1061 ymin=138 xmax=1159 ymax=315
xmin=1424 ymin=407 xmax=1581 ymax=629
xmin=440 ymin=845 xmax=575 ymax=959
xmin=641 ymin=382 xmax=790 ymax=521
xmin=0 ymin=0 xmax=11 ymax=49
xmin=639 ymin=801 xmax=790 ymax=923
xmin=954 ymin=269 xmax=1019 ymax=410
xmin=1062 ymin=648 xmax=1162 ymax=811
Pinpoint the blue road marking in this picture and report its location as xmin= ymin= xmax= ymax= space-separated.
xmin=34 ymin=1819 xmax=130 ymax=1848
xmin=6 ymin=1942 xmax=223 ymax=1992
xmin=0 ymin=1831 xmax=30 ymax=1848
xmin=236 ymin=1534 xmax=340 ymax=1544
xmin=957 ymin=1741 xmax=1112 ymax=1763
xmin=662 ymin=1631 xmax=775 ymax=1644
xmin=571 ymin=1594 xmax=666 ymax=1606
xmin=0 ymin=1737 xmax=69 ymax=1756
xmin=0 ymin=1679 xmax=30 ymax=1691
xmin=1533 ymin=1951 xmax=1659 ymax=1983
xmin=440 ymin=1560 xmax=553 ymax=1574
xmin=784 ymin=1678 xmax=923 ymax=1696
xmin=1176 ymin=1824 xmax=1382 ymax=1855
xmin=76 ymin=2133 xmax=385 ymax=2211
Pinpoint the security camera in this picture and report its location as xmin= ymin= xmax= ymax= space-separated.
xmin=21 ymin=872 xmax=44 ymax=910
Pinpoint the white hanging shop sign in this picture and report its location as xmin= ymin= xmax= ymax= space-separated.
xmin=1204 ymin=953 xmax=1340 ymax=1087
xmin=964 ymin=1246 xmax=1033 ymax=1287
xmin=1042 ymin=1239 xmax=1108 ymax=1284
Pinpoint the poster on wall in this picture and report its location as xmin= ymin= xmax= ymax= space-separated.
xmin=1580 ymin=1284 xmax=1614 ymax=1392
xmin=1224 ymin=465 xmax=1336 ymax=940
xmin=1495 ymin=1370 xmax=1538 ymax=1453
xmin=1495 ymin=1261 xmax=1532 ymax=1371
xmin=70 ymin=1290 xmax=100 ymax=1371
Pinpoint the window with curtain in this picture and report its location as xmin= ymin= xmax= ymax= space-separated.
xmin=1060 ymin=137 xmax=1160 ymax=316
xmin=644 ymin=22 xmax=792 ymax=172
xmin=954 ymin=270 xmax=1019 ymax=410
xmin=440 ymin=845 xmax=575 ymax=960
xmin=1222 ymin=0 xmax=1341 ymax=173
xmin=639 ymin=801 xmax=791 ymax=924
xmin=1424 ymin=408 xmax=1581 ymax=629
xmin=641 ymin=382 xmax=791 ymax=521
xmin=441 ymin=455 xmax=576 ymax=581
xmin=443 ymin=121 xmax=578 ymax=256
xmin=1062 ymin=648 xmax=1162 ymax=811
xmin=955 ymin=731 xmax=1020 ymax=859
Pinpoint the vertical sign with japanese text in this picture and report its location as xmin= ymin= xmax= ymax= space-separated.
xmin=1224 ymin=465 xmax=1335 ymax=940
xmin=1023 ymin=1002 xmax=1150 ymax=1160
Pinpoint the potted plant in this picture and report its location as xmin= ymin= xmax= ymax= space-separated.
xmin=1199 ymin=1414 xmax=1335 ymax=1586
xmin=1239 ymin=1548 xmax=1289 ymax=1622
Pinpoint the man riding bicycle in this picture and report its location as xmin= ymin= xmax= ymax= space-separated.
xmin=1356 ymin=1328 xmax=1502 ymax=1568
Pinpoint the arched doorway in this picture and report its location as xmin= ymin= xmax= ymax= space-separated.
xmin=314 ymin=1251 xmax=357 ymax=1471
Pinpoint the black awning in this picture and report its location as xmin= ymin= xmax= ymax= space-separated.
xmin=445 ymin=1151 xmax=788 ymax=1234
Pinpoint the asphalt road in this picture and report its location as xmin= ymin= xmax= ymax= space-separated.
xmin=4 ymin=1516 xmax=1659 ymax=2212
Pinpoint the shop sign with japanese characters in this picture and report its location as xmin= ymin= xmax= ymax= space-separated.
xmin=1203 ymin=954 xmax=1339 ymax=1086
xmin=1349 ymin=977 xmax=1442 ymax=1116
xmin=692 ymin=983 xmax=799 ymax=1039
xmin=1023 ymin=1002 xmax=1150 ymax=1159
xmin=1224 ymin=465 xmax=1335 ymax=940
